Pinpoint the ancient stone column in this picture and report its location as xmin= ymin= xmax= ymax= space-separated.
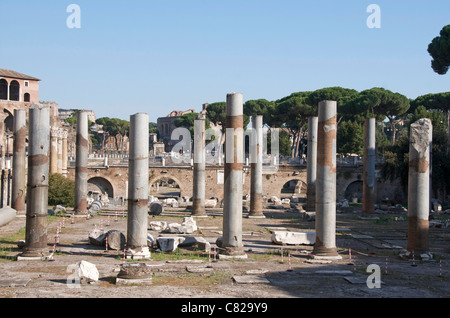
xmin=192 ymin=114 xmax=207 ymax=217
xmin=11 ymin=109 xmax=27 ymax=214
xmin=306 ymin=116 xmax=318 ymax=212
xmin=74 ymin=111 xmax=89 ymax=215
xmin=249 ymin=115 xmax=265 ymax=218
xmin=21 ymin=104 xmax=50 ymax=258
xmin=126 ymin=113 xmax=150 ymax=259
xmin=407 ymin=118 xmax=432 ymax=254
xmin=363 ymin=117 xmax=376 ymax=215
xmin=221 ymin=92 xmax=246 ymax=257
xmin=61 ymin=130 xmax=68 ymax=177
xmin=312 ymin=100 xmax=341 ymax=259
xmin=50 ymin=127 xmax=58 ymax=174
xmin=57 ymin=129 xmax=63 ymax=174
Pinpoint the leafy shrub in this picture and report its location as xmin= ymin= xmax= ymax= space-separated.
xmin=48 ymin=173 xmax=75 ymax=207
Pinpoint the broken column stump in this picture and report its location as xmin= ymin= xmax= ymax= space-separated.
xmin=407 ymin=118 xmax=432 ymax=255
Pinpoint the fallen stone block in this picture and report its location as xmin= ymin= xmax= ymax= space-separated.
xmin=271 ymin=231 xmax=315 ymax=245
xmin=205 ymin=199 xmax=218 ymax=208
xmin=148 ymin=221 xmax=167 ymax=231
xmin=232 ymin=276 xmax=270 ymax=284
xmin=182 ymin=236 xmax=211 ymax=252
xmin=302 ymin=212 xmax=315 ymax=221
xmin=74 ymin=260 xmax=99 ymax=283
xmin=149 ymin=202 xmax=163 ymax=215
xmin=164 ymin=217 xmax=198 ymax=234
xmin=0 ymin=207 xmax=16 ymax=227
xmin=157 ymin=237 xmax=186 ymax=252
xmin=147 ymin=233 xmax=156 ymax=248
xmin=89 ymin=229 xmax=125 ymax=250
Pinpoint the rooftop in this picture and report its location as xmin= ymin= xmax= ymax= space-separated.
xmin=0 ymin=68 xmax=40 ymax=81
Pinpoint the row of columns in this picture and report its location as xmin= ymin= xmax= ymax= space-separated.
xmin=17 ymin=100 xmax=433 ymax=260
xmin=50 ymin=127 xmax=68 ymax=176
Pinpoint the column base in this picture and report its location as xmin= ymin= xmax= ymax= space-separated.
xmin=125 ymin=247 xmax=151 ymax=260
xmin=311 ymin=246 xmax=342 ymax=260
xmin=191 ymin=214 xmax=208 ymax=218
xmin=17 ymin=248 xmax=49 ymax=261
xmin=218 ymin=246 xmax=247 ymax=259
xmin=247 ymin=213 xmax=265 ymax=219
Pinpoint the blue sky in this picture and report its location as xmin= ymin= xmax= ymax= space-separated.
xmin=0 ymin=0 xmax=449 ymax=122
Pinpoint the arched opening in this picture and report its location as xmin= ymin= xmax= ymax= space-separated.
xmin=88 ymin=177 xmax=114 ymax=199
xmin=281 ymin=179 xmax=306 ymax=196
xmin=344 ymin=180 xmax=363 ymax=203
xmin=9 ymin=80 xmax=20 ymax=101
xmin=3 ymin=109 xmax=14 ymax=139
xmin=0 ymin=79 xmax=7 ymax=100
xmin=150 ymin=176 xmax=181 ymax=198
xmin=24 ymin=93 xmax=30 ymax=102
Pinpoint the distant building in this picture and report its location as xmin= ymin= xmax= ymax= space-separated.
xmin=58 ymin=108 xmax=96 ymax=123
xmin=104 ymin=133 xmax=129 ymax=154
xmin=0 ymin=68 xmax=41 ymax=156
xmin=157 ymin=109 xmax=195 ymax=152
xmin=0 ymin=68 xmax=40 ymax=104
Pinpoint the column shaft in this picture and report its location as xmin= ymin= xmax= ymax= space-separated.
xmin=249 ymin=115 xmax=264 ymax=218
xmin=126 ymin=113 xmax=150 ymax=259
xmin=74 ymin=111 xmax=89 ymax=214
xmin=22 ymin=104 xmax=50 ymax=258
xmin=313 ymin=100 xmax=340 ymax=259
xmin=12 ymin=109 xmax=27 ymax=213
xmin=306 ymin=116 xmax=318 ymax=212
xmin=222 ymin=93 xmax=245 ymax=255
xmin=407 ymin=118 xmax=432 ymax=254
xmin=192 ymin=115 xmax=206 ymax=216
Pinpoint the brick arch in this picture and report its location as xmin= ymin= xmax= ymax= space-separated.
xmin=88 ymin=176 xmax=115 ymax=198
xmin=344 ymin=180 xmax=363 ymax=202
xmin=149 ymin=174 xmax=186 ymax=197
xmin=280 ymin=178 xmax=306 ymax=195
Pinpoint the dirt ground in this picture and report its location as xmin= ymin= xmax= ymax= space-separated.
xmin=0 ymin=205 xmax=449 ymax=302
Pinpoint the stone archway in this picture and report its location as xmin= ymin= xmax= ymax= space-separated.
xmin=149 ymin=175 xmax=184 ymax=198
xmin=281 ymin=179 xmax=306 ymax=195
xmin=88 ymin=176 xmax=114 ymax=198
xmin=344 ymin=180 xmax=363 ymax=202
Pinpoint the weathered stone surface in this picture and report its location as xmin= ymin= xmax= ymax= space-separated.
xmin=89 ymin=229 xmax=125 ymax=250
xmin=178 ymin=236 xmax=211 ymax=252
xmin=88 ymin=228 xmax=105 ymax=246
xmin=157 ymin=237 xmax=186 ymax=252
xmin=148 ymin=221 xmax=167 ymax=231
xmin=271 ymin=231 xmax=315 ymax=245
xmin=149 ymin=202 xmax=163 ymax=215
xmin=74 ymin=260 xmax=99 ymax=282
xmin=164 ymin=217 xmax=198 ymax=234
xmin=147 ymin=233 xmax=156 ymax=248
xmin=232 ymin=276 xmax=270 ymax=284
xmin=117 ymin=263 xmax=152 ymax=279
xmin=106 ymin=230 xmax=126 ymax=250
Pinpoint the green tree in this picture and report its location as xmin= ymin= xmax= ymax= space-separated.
xmin=206 ymin=102 xmax=249 ymax=131
xmin=274 ymin=91 xmax=315 ymax=157
xmin=174 ymin=112 xmax=212 ymax=138
xmin=96 ymin=117 xmax=130 ymax=136
xmin=411 ymin=92 xmax=450 ymax=153
xmin=428 ymin=25 xmax=450 ymax=75
xmin=343 ymin=88 xmax=410 ymax=144
xmin=48 ymin=173 xmax=75 ymax=207
xmin=337 ymin=120 xmax=364 ymax=155
xmin=307 ymin=86 xmax=359 ymax=124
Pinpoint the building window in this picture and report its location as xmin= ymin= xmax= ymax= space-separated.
xmin=0 ymin=79 xmax=7 ymax=100
xmin=24 ymin=93 xmax=30 ymax=102
xmin=24 ymin=81 xmax=29 ymax=87
xmin=9 ymin=80 xmax=20 ymax=101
